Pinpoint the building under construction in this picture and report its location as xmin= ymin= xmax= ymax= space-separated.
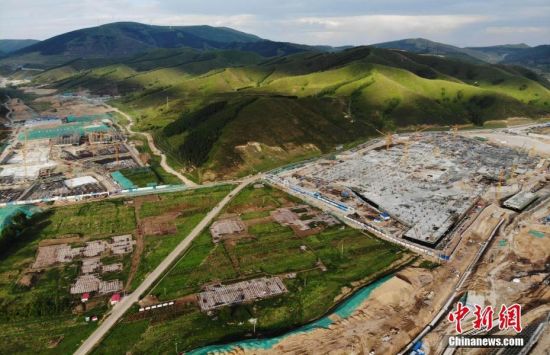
xmin=198 ymin=277 xmax=288 ymax=312
xmin=277 ymin=133 xmax=538 ymax=247
xmin=210 ymin=217 xmax=247 ymax=243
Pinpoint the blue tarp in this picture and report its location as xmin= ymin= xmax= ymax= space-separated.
xmin=111 ymin=171 xmax=137 ymax=190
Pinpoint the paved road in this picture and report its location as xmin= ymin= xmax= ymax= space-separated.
xmin=107 ymin=105 xmax=198 ymax=187
xmin=74 ymin=175 xmax=259 ymax=355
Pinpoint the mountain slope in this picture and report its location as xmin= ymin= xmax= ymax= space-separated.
xmin=0 ymin=39 xmax=39 ymax=54
xmin=372 ymin=39 xmax=550 ymax=75
xmin=465 ymin=44 xmax=530 ymax=63
xmin=501 ymin=45 xmax=550 ymax=74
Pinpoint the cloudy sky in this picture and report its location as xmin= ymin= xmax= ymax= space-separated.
xmin=1 ymin=0 xmax=549 ymax=47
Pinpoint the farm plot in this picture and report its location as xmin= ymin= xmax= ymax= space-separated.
xmin=95 ymin=185 xmax=409 ymax=354
xmin=38 ymin=200 xmax=136 ymax=239
xmin=138 ymin=185 xmax=231 ymax=218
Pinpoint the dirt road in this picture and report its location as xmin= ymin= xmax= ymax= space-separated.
xmin=107 ymin=106 xmax=197 ymax=187
xmin=74 ymin=175 xmax=258 ymax=355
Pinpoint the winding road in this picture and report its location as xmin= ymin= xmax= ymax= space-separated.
xmin=107 ymin=105 xmax=197 ymax=187
xmin=74 ymin=174 xmax=259 ymax=355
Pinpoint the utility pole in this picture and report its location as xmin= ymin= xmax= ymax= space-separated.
xmin=376 ymin=129 xmax=394 ymax=150
xmin=401 ymin=140 xmax=411 ymax=165
xmin=451 ymin=125 xmax=459 ymax=138
xmin=495 ymin=168 xmax=505 ymax=202
xmin=249 ymin=318 xmax=258 ymax=334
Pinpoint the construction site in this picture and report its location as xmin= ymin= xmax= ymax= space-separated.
xmin=209 ymin=201 xmax=341 ymax=243
xmin=0 ymin=91 xmax=148 ymax=205
xmin=31 ymin=234 xmax=135 ymax=296
xmin=274 ymin=129 xmax=548 ymax=253
xmin=271 ymin=204 xmax=340 ymax=237
xmin=222 ymin=128 xmax=550 ymax=355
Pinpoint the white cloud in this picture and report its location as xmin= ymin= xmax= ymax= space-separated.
xmin=0 ymin=0 xmax=259 ymax=39
xmin=285 ymin=15 xmax=488 ymax=45
xmin=486 ymin=26 xmax=549 ymax=34
xmin=148 ymin=14 xmax=258 ymax=29
xmin=0 ymin=1 xmax=548 ymax=46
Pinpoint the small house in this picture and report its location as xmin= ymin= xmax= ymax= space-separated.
xmin=110 ymin=293 xmax=121 ymax=305
xmin=81 ymin=293 xmax=90 ymax=303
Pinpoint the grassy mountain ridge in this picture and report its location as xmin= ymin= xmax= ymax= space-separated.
xmin=37 ymin=46 xmax=547 ymax=180
xmin=373 ymin=38 xmax=489 ymax=63
xmin=372 ymin=38 xmax=549 ymax=76
xmin=11 ymin=38 xmax=550 ymax=181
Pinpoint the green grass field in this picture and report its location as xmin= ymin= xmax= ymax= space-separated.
xmin=94 ymin=185 xmax=408 ymax=354
xmin=0 ymin=185 xmax=232 ymax=354
xmin=38 ymin=200 xmax=137 ymax=239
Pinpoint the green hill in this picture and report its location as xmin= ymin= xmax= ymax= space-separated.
xmin=15 ymin=22 xmax=261 ymax=58
xmin=372 ymin=39 xmax=550 ymax=75
xmin=501 ymin=45 xmax=550 ymax=74
xmin=24 ymin=43 xmax=550 ymax=182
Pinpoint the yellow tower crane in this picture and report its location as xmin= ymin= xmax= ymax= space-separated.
xmin=401 ymin=140 xmax=412 ymax=165
xmin=508 ymin=163 xmax=517 ymax=184
xmin=495 ymin=169 xmax=505 ymax=202
xmin=412 ymin=126 xmax=428 ymax=140
xmin=115 ymin=143 xmax=120 ymax=164
xmin=22 ymin=128 xmax=29 ymax=180
xmin=376 ymin=129 xmax=394 ymax=150
xmin=451 ymin=124 xmax=459 ymax=138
